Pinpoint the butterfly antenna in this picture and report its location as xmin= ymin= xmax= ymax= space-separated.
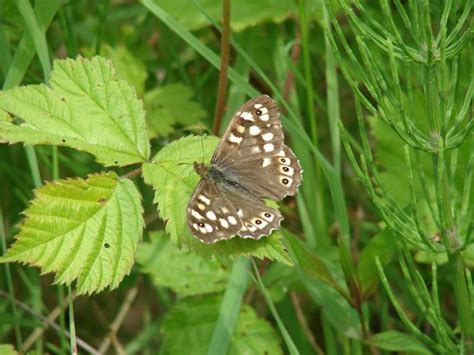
xmin=198 ymin=122 xmax=205 ymax=164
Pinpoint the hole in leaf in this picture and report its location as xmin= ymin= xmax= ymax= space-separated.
xmin=97 ymin=198 xmax=107 ymax=205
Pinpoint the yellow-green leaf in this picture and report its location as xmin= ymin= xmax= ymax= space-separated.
xmin=0 ymin=172 xmax=144 ymax=295
xmin=0 ymin=56 xmax=150 ymax=167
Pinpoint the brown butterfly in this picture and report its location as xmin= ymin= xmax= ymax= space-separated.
xmin=187 ymin=95 xmax=302 ymax=243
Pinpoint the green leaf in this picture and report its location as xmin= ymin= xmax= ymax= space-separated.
xmin=369 ymin=331 xmax=431 ymax=354
xmin=358 ymin=228 xmax=397 ymax=298
xmin=307 ymin=282 xmax=361 ymax=339
xmin=101 ymin=45 xmax=148 ymax=97
xmin=144 ymin=83 xmax=207 ymax=138
xmin=0 ymin=344 xmax=17 ymax=355
xmin=136 ymin=231 xmax=230 ymax=296
xmin=285 ymin=233 xmax=346 ymax=296
xmin=142 ymin=135 xmax=292 ymax=264
xmin=153 ymin=0 xmax=297 ymax=32
xmin=0 ymin=172 xmax=144 ymax=295
xmin=162 ymin=296 xmax=282 ymax=355
xmin=0 ymin=56 xmax=150 ymax=167
xmin=208 ymin=257 xmax=250 ymax=355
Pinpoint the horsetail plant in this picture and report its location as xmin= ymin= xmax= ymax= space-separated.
xmin=323 ymin=0 xmax=473 ymax=352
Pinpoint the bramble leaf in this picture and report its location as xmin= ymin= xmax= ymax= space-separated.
xmin=136 ymin=231 xmax=230 ymax=296
xmin=0 ymin=172 xmax=144 ymax=295
xmin=162 ymin=296 xmax=282 ymax=354
xmin=142 ymin=135 xmax=291 ymax=264
xmin=0 ymin=56 xmax=150 ymax=167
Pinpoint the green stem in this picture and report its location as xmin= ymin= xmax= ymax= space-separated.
xmin=68 ymin=285 xmax=77 ymax=354
xmin=0 ymin=207 xmax=23 ymax=348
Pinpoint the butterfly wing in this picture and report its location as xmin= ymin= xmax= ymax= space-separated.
xmin=187 ymin=179 xmax=284 ymax=242
xmin=212 ymin=95 xmax=284 ymax=166
xmin=230 ymin=144 xmax=302 ymax=200
xmin=230 ymin=194 xmax=283 ymax=239
xmin=187 ymin=180 xmax=242 ymax=243
xmin=213 ymin=95 xmax=302 ymax=200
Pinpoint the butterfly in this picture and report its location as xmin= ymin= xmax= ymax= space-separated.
xmin=187 ymin=95 xmax=302 ymax=243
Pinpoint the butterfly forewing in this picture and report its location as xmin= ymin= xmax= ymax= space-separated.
xmin=212 ymin=95 xmax=284 ymax=166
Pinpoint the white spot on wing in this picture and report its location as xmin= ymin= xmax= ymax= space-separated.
xmin=205 ymin=223 xmax=213 ymax=233
xmin=277 ymin=150 xmax=285 ymax=156
xmin=241 ymin=112 xmax=254 ymax=121
xmin=236 ymin=125 xmax=245 ymax=133
xmin=229 ymin=133 xmax=242 ymax=144
xmin=222 ymin=207 xmax=229 ymax=214
xmin=254 ymin=103 xmax=263 ymax=108
xmin=228 ymin=216 xmax=238 ymax=225
xmin=259 ymin=114 xmax=270 ymax=121
xmin=219 ymin=218 xmax=229 ymax=229
xmin=245 ymin=223 xmax=257 ymax=232
xmin=237 ymin=209 xmax=244 ymax=217
xmin=192 ymin=210 xmax=204 ymax=220
xmin=197 ymin=203 xmax=205 ymax=210
xmin=192 ymin=223 xmax=199 ymax=231
xmin=198 ymin=195 xmax=211 ymax=205
xmin=259 ymin=107 xmax=268 ymax=114
xmin=251 ymin=146 xmax=261 ymax=153
xmin=249 ymin=126 xmax=261 ymax=135
xmin=206 ymin=211 xmax=217 ymax=220
xmin=262 ymin=158 xmax=271 ymax=167
xmin=263 ymin=143 xmax=274 ymax=152
xmin=262 ymin=132 xmax=273 ymax=141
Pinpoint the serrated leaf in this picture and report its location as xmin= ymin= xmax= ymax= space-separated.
xmin=142 ymin=135 xmax=292 ymax=264
xmin=358 ymin=228 xmax=397 ymax=298
xmin=0 ymin=172 xmax=144 ymax=295
xmin=0 ymin=56 xmax=150 ymax=167
xmin=136 ymin=231 xmax=230 ymax=296
xmin=369 ymin=331 xmax=431 ymax=354
xmin=144 ymin=83 xmax=207 ymax=138
xmin=162 ymin=296 xmax=282 ymax=355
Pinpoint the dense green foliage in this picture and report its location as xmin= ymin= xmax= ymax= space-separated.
xmin=0 ymin=0 xmax=472 ymax=354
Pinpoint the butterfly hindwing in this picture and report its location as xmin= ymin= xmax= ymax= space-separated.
xmin=187 ymin=180 xmax=243 ymax=243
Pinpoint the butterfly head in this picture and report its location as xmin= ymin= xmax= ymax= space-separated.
xmin=193 ymin=161 xmax=209 ymax=178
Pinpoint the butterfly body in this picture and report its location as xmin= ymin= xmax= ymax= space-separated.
xmin=195 ymin=163 xmax=263 ymax=203
xmin=187 ymin=95 xmax=302 ymax=243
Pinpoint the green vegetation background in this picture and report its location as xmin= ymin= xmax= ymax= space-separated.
xmin=0 ymin=1 xmax=472 ymax=354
